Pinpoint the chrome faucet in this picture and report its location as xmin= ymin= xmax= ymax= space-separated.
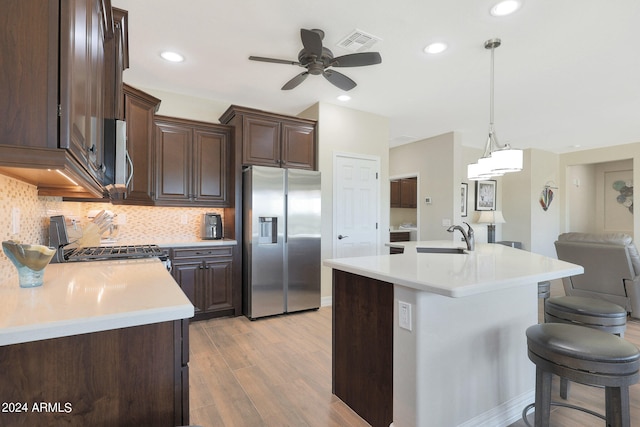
xmin=447 ymin=222 xmax=475 ymax=251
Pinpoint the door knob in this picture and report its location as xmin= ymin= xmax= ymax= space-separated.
xmin=338 ymin=235 xmax=349 ymax=240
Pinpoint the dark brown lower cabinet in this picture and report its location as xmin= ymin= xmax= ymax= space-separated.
xmin=171 ymin=246 xmax=236 ymax=320
xmin=332 ymin=269 xmax=394 ymax=427
xmin=0 ymin=320 xmax=189 ymax=427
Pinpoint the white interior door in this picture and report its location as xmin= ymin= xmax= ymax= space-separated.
xmin=334 ymin=153 xmax=380 ymax=257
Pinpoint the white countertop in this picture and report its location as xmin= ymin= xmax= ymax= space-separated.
xmin=0 ymin=258 xmax=194 ymax=346
xmin=324 ymin=240 xmax=583 ymax=297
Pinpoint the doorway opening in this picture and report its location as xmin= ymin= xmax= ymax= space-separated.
xmin=389 ymin=174 xmax=419 ymax=242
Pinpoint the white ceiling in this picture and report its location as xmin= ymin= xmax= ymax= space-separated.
xmin=112 ymin=0 xmax=640 ymax=154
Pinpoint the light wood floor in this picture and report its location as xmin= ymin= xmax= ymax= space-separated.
xmin=189 ymin=306 xmax=640 ymax=427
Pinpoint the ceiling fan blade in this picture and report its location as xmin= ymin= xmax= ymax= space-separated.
xmin=323 ymin=70 xmax=357 ymax=91
xmin=249 ymin=56 xmax=300 ymax=66
xmin=300 ymin=29 xmax=323 ymax=58
xmin=331 ymin=52 xmax=382 ymax=67
xmin=282 ymin=72 xmax=309 ymax=90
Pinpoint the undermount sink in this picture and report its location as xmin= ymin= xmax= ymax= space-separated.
xmin=416 ymin=247 xmax=467 ymax=254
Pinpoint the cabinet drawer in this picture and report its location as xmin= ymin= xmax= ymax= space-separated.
xmin=389 ymin=232 xmax=411 ymax=242
xmin=171 ymin=246 xmax=233 ymax=259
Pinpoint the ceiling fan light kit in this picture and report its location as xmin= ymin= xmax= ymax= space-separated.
xmin=249 ymin=28 xmax=382 ymax=91
xmin=467 ymin=38 xmax=523 ymax=181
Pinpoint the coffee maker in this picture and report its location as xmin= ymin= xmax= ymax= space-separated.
xmin=201 ymin=213 xmax=223 ymax=240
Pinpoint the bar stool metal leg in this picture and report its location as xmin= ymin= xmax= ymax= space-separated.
xmin=605 ymin=386 xmax=631 ymax=427
xmin=534 ymin=367 xmax=552 ymax=427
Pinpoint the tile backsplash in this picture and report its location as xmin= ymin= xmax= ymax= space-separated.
xmin=0 ymin=173 xmax=224 ymax=279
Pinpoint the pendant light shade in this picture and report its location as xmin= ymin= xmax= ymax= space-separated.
xmin=467 ymin=38 xmax=523 ymax=180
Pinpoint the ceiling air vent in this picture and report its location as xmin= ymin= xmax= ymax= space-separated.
xmin=337 ymin=29 xmax=381 ymax=52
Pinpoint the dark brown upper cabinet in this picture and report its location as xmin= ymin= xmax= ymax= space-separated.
xmin=103 ymin=7 xmax=129 ymax=121
xmin=219 ymin=105 xmax=317 ymax=170
xmin=154 ymin=116 xmax=231 ymax=207
xmin=0 ymin=0 xmax=119 ymax=198
xmin=390 ymin=177 xmax=417 ymax=208
xmin=118 ymin=84 xmax=160 ymax=205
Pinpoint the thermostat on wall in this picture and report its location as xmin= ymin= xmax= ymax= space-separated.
xmin=425 ymin=197 xmax=432 ymax=204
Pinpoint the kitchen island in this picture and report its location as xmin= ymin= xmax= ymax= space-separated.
xmin=0 ymin=258 xmax=194 ymax=427
xmin=324 ymin=241 xmax=583 ymax=427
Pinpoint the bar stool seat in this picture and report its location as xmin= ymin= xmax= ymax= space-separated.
xmin=545 ymin=295 xmax=627 ymax=335
xmin=524 ymin=323 xmax=640 ymax=427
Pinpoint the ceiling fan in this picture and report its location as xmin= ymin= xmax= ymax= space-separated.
xmin=249 ymin=28 xmax=382 ymax=91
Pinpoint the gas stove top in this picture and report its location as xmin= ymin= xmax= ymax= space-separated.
xmin=61 ymin=244 xmax=166 ymax=262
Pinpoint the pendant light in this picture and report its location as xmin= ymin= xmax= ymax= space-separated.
xmin=467 ymin=38 xmax=523 ymax=180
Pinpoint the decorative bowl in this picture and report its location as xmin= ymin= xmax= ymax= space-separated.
xmin=2 ymin=241 xmax=56 ymax=288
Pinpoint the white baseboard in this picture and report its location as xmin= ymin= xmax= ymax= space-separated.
xmin=456 ymin=390 xmax=534 ymax=427
xmin=321 ymin=296 xmax=332 ymax=307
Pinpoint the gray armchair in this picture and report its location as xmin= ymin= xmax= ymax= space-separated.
xmin=554 ymin=232 xmax=640 ymax=319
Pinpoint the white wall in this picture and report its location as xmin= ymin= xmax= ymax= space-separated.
xmin=566 ymin=164 xmax=597 ymax=232
xmin=129 ymin=85 xmax=229 ymax=123
xmin=299 ymin=102 xmax=390 ymax=300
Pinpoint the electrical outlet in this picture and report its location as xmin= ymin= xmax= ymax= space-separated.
xmin=398 ymin=301 xmax=412 ymax=331
xmin=117 ymin=213 xmax=127 ymax=225
xmin=442 ymin=218 xmax=452 ymax=227
xmin=180 ymin=214 xmax=188 ymax=225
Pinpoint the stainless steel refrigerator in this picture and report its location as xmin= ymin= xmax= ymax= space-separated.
xmin=243 ymin=166 xmax=321 ymax=319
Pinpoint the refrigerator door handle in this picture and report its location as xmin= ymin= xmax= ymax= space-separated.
xmin=284 ymin=194 xmax=288 ymax=243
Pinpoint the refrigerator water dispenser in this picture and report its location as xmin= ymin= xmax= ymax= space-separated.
xmin=258 ymin=217 xmax=277 ymax=244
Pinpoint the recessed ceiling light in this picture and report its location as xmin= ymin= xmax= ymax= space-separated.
xmin=490 ymin=0 xmax=521 ymax=16
xmin=160 ymin=51 xmax=184 ymax=62
xmin=337 ymin=94 xmax=351 ymax=102
xmin=423 ymin=42 xmax=448 ymax=54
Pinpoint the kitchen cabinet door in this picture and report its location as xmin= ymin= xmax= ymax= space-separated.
xmin=281 ymin=121 xmax=316 ymax=170
xmin=120 ymin=84 xmax=160 ymax=204
xmin=390 ymin=180 xmax=401 ymax=208
xmin=172 ymin=259 xmax=203 ymax=316
xmin=155 ymin=120 xmax=192 ymax=203
xmin=193 ymin=127 xmax=230 ymax=205
xmin=61 ymin=0 xmax=107 ymax=184
xmin=400 ymin=178 xmax=417 ymax=208
xmin=242 ymin=116 xmax=281 ymax=167
xmin=104 ymin=8 xmax=128 ymax=120
xmin=201 ymin=258 xmax=234 ymax=313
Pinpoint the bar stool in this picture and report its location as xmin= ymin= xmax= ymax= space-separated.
xmin=523 ymin=323 xmax=640 ymax=427
xmin=544 ymin=295 xmax=627 ymax=399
